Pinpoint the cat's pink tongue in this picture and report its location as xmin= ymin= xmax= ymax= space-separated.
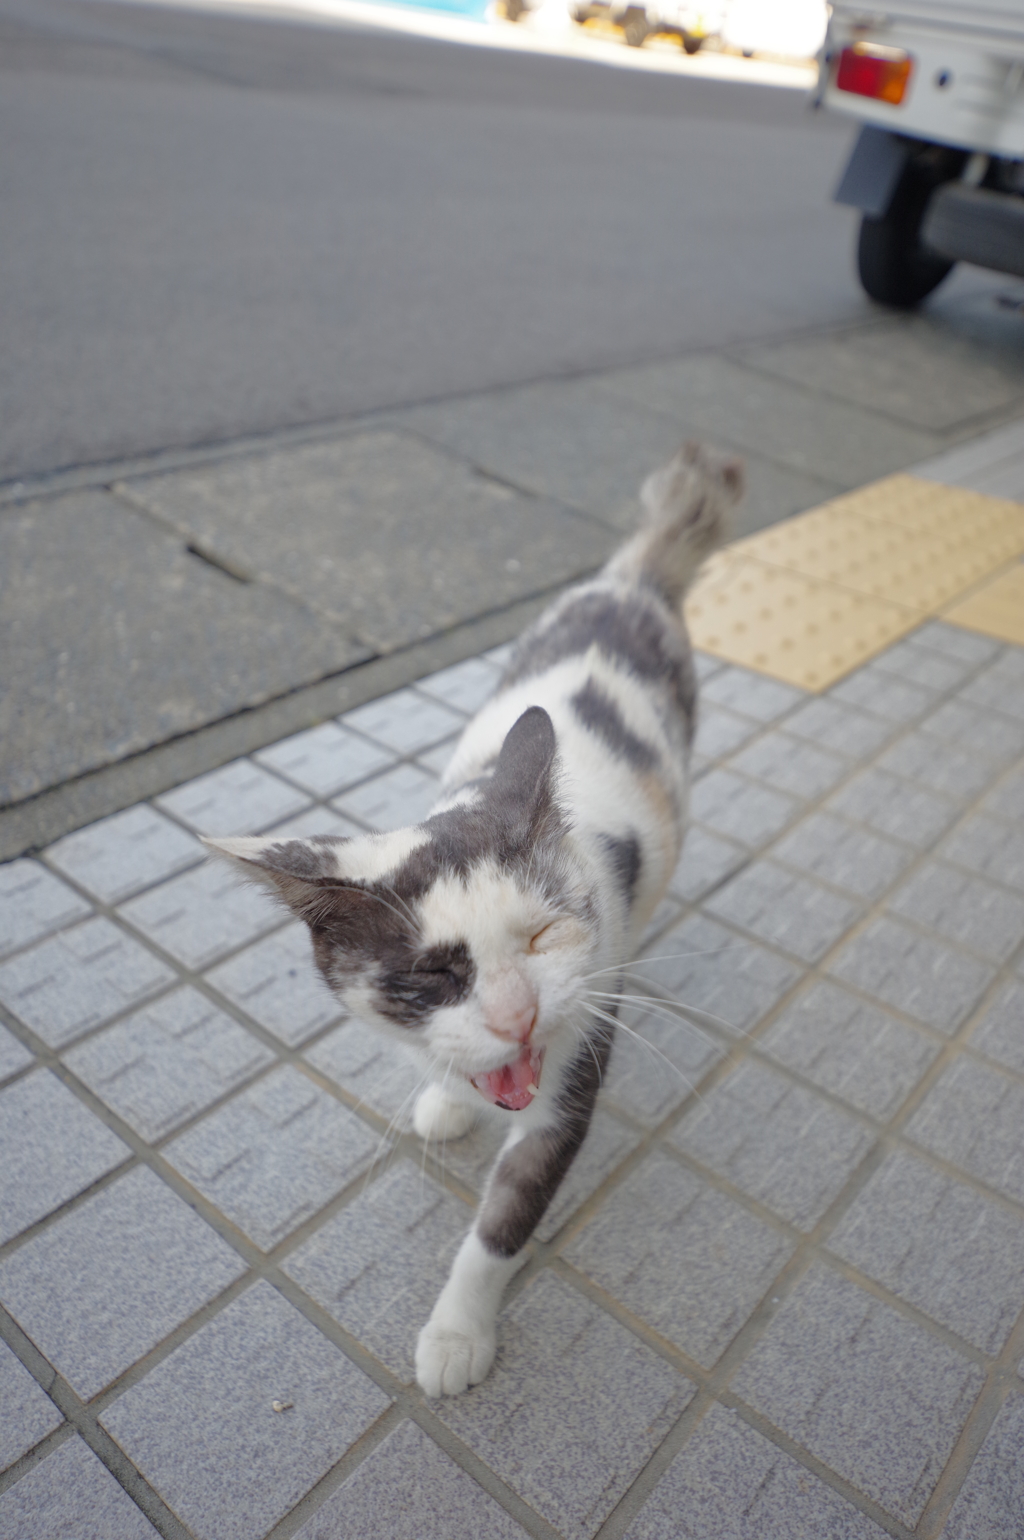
xmin=471 ymin=1046 xmax=544 ymax=1112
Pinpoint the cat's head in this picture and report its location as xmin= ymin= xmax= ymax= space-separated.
xmin=206 ymin=708 xmax=600 ymax=1113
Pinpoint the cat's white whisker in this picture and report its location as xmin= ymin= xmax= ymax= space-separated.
xmin=583 ymin=1003 xmax=711 ymax=1112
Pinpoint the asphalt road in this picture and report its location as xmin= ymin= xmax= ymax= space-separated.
xmin=0 ymin=0 xmax=872 ymax=484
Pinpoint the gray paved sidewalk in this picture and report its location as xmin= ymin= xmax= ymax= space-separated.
xmin=3 ymin=428 xmax=1024 ymax=1533
xmin=4 ymin=291 xmax=1024 ymax=861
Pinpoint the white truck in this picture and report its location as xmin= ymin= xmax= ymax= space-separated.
xmin=818 ymin=1 xmax=1024 ymax=305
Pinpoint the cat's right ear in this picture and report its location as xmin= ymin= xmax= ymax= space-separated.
xmin=202 ymin=835 xmax=353 ymax=924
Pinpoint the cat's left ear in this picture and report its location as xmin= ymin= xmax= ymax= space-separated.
xmin=202 ymin=835 xmax=350 ymax=921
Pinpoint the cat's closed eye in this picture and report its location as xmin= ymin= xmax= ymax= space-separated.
xmin=529 ymin=917 xmax=586 ymax=953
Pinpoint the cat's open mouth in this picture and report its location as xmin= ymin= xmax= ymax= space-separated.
xmin=469 ymin=1045 xmax=544 ymax=1112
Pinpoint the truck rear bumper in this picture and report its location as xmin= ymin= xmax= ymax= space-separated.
xmin=923 ymin=182 xmax=1024 ymax=278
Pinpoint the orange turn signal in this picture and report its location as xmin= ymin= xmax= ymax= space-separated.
xmin=836 ymin=43 xmax=913 ymax=106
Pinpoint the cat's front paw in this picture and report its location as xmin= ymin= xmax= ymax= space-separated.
xmin=415 ymin=1319 xmax=496 ymax=1397
xmin=413 ymin=1084 xmax=479 ymax=1143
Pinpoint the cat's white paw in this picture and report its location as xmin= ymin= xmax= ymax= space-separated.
xmin=415 ymin=1319 xmax=497 ymax=1397
xmin=413 ymin=1084 xmax=479 ymax=1143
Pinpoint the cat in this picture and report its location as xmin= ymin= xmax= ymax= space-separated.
xmin=207 ymin=441 xmax=742 ymax=1397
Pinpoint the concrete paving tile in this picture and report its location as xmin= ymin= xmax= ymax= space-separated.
xmin=829 ymin=1148 xmax=1024 ymax=1355
xmin=206 ymin=922 xmax=341 ymax=1047
xmin=332 ymin=762 xmax=440 ymax=831
xmin=156 ymin=758 xmax=311 ymax=837
xmin=565 ymin=1152 xmax=793 ymax=1367
xmin=735 ymin=316 xmax=1024 ymax=433
xmin=294 ymin=1418 xmax=528 ymax=1540
xmin=828 ymin=665 xmax=937 ymax=723
xmin=262 ymin=805 xmax=364 ymax=840
xmin=761 ymin=980 xmax=938 ymax=1122
xmin=704 ymin=860 xmax=861 ymax=964
xmin=64 ymin=987 xmax=275 ymax=1142
xmin=970 ymin=977 xmax=1024 ymax=1074
xmin=119 ymin=861 xmax=282 ymax=972
xmin=484 ymin=643 xmax=514 ymax=670
xmin=732 ymin=1263 xmax=985 ymax=1527
xmin=826 ymin=767 xmax=959 ymax=848
xmin=727 ymin=732 xmax=849 ymax=803
xmin=0 ymin=490 xmax=362 ymax=806
xmin=601 ymin=1007 xmax=722 ymax=1127
xmin=830 ymin=916 xmax=994 ymax=1034
xmin=0 ymin=1339 xmax=61 ymax=1473
xmin=164 ymin=1066 xmax=377 ymax=1251
xmin=435 ymin=1270 xmax=693 ymax=1540
xmin=389 ymin=374 xmax=674 ymax=533
xmin=888 ymin=861 xmax=1024 ymax=963
xmin=919 ymin=697 xmax=1024 ymax=764
xmin=414 ymin=657 xmax=501 ymax=715
xmin=602 ymin=351 xmax=939 ymax=487
xmin=875 ymin=730 xmax=1000 ymax=803
xmin=939 ymin=811 xmax=1024 ymax=894
xmin=416 ymin=737 xmax=460 ymax=777
xmin=959 ymin=654 xmax=1024 ymax=724
xmin=0 ymin=1433 xmax=159 ymax=1540
xmin=689 ymin=769 xmax=802 ymax=850
xmin=693 ymin=651 xmax=725 ymax=682
xmin=670 ymin=1061 xmax=875 ymax=1231
xmin=639 ymin=895 xmax=686 ymax=947
xmin=982 ymin=761 xmax=1024 ymax=823
xmin=944 ymin=1390 xmax=1024 ymax=1540
xmin=0 ymin=1024 xmax=33 ymax=1084
xmin=772 ymin=812 xmax=914 ymax=901
xmin=304 ymin=1019 xmax=424 ymax=1126
xmin=869 ymin=636 xmax=976 ymax=692
xmin=691 ymin=703 xmax=762 ymax=763
xmin=45 ymin=805 xmax=203 ymax=906
xmin=101 ymin=1280 xmax=390 ymax=1540
xmin=122 ymin=430 xmax=612 ymax=653
xmin=906 ymin=1057 xmax=1024 ymax=1205
xmin=700 ymin=666 xmax=804 ymax=724
xmin=341 ymin=688 xmax=465 ymax=756
xmin=623 ymin=1401 xmax=889 ymax=1540
xmin=0 ymin=1071 xmax=129 ymax=1245
xmin=254 ymin=722 xmax=395 ymax=799
xmin=284 ymin=1161 xmax=468 ymax=1384
xmin=781 ymin=696 xmax=895 ymax=761
xmin=0 ymin=918 xmax=174 ymax=1048
xmin=0 ymin=1166 xmax=246 ymax=1399
xmin=637 ymin=913 xmax=801 ymax=1039
xmin=909 ymin=619 xmax=1002 ymax=665
xmin=668 ymin=826 xmax=748 ymax=904
xmin=0 ymin=860 xmax=91 ymax=960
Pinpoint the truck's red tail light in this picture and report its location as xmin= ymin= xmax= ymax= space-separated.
xmin=836 ymin=43 xmax=913 ymax=106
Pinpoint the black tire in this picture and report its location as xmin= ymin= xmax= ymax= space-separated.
xmin=622 ymin=9 xmax=648 ymax=45
xmin=682 ymin=32 xmax=701 ymax=53
xmin=505 ymin=0 xmax=527 ymax=20
xmin=857 ymin=163 xmax=956 ymax=308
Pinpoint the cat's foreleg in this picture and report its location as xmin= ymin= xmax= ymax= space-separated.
xmin=415 ymin=1035 xmax=609 ymax=1397
xmin=413 ymin=1082 xmax=479 ymax=1143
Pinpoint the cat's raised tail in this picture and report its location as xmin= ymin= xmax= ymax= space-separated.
xmin=603 ymin=440 xmax=743 ymax=606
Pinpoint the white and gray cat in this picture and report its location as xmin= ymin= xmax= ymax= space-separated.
xmin=208 ymin=442 xmax=742 ymax=1397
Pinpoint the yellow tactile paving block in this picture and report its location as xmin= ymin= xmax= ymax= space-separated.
xmin=734 ymin=477 xmax=1024 ymax=614
xmin=689 ymin=474 xmax=1024 ymax=689
xmin=944 ymin=563 xmax=1024 ymax=647
xmin=685 ymin=557 xmax=920 ymax=690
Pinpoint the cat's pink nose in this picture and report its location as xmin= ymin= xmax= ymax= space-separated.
xmin=488 ymin=1003 xmax=537 ymax=1045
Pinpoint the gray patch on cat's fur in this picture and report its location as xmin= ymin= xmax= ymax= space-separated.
xmin=599 ymin=832 xmax=642 ymax=906
xmin=570 ymin=678 xmax=659 ymax=772
xmin=500 ymin=587 xmax=697 ymax=735
xmin=477 ymin=1019 xmax=614 ymax=1257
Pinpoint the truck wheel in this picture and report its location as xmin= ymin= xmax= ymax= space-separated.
xmin=857 ymin=165 xmax=955 ymax=308
xmin=505 ymin=0 xmax=526 ymax=19
xmin=682 ymin=32 xmax=701 ymax=53
xmin=622 ymin=9 xmax=648 ymax=45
